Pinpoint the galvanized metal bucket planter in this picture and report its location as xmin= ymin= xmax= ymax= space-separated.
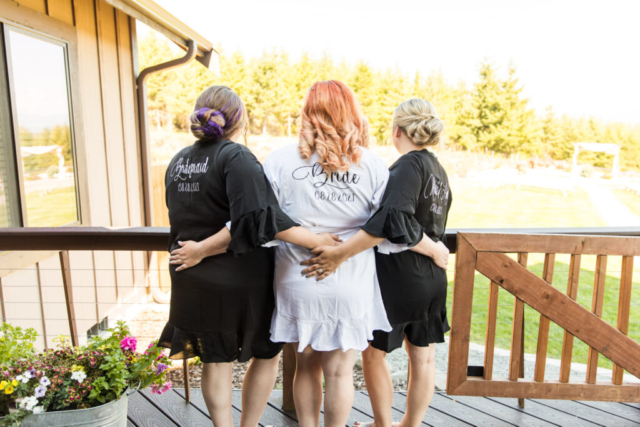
xmin=4 ymin=389 xmax=130 ymax=427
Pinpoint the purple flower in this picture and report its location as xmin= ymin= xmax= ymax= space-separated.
xmin=120 ymin=336 xmax=137 ymax=352
xmin=35 ymin=384 xmax=47 ymax=398
xmin=155 ymin=363 xmax=168 ymax=376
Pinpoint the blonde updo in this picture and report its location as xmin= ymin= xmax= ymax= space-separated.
xmin=189 ymin=86 xmax=247 ymax=141
xmin=392 ymin=99 xmax=443 ymax=146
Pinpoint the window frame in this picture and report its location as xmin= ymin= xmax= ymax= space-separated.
xmin=0 ymin=4 xmax=90 ymax=229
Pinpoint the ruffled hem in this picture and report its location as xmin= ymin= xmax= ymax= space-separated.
xmin=270 ymin=312 xmax=392 ymax=353
xmin=158 ymin=323 xmax=283 ymax=363
xmin=363 ymin=206 xmax=424 ymax=247
xmin=370 ymin=311 xmax=450 ymax=353
xmin=227 ymin=204 xmax=298 ymax=256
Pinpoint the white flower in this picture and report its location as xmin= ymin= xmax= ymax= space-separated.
xmin=16 ymin=375 xmax=29 ymax=384
xmin=39 ymin=376 xmax=50 ymax=386
xmin=32 ymin=406 xmax=44 ymax=414
xmin=19 ymin=396 xmax=38 ymax=411
xmin=70 ymin=371 xmax=87 ymax=383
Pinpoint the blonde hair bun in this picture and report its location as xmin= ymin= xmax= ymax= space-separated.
xmin=393 ymin=99 xmax=444 ymax=146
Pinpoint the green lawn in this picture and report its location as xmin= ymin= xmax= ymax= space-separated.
xmin=613 ymin=189 xmax=640 ymax=218
xmin=25 ymin=186 xmax=78 ymax=227
xmin=447 ymin=182 xmax=607 ymax=229
xmin=442 ymin=183 xmax=639 ymax=371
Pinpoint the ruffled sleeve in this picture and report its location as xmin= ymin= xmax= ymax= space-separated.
xmin=363 ymin=154 xmax=425 ymax=247
xmin=222 ymin=144 xmax=298 ymax=256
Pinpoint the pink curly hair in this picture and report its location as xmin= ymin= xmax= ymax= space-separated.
xmin=298 ymin=80 xmax=370 ymax=173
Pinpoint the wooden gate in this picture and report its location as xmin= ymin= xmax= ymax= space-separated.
xmin=447 ymin=232 xmax=640 ymax=402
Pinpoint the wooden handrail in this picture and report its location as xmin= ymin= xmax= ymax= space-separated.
xmin=1 ymin=226 xmax=639 ymax=252
xmin=2 ymin=226 xmax=640 ymax=408
xmin=448 ymin=232 xmax=640 ymax=403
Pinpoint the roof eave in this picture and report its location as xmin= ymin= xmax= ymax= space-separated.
xmin=104 ymin=0 xmax=219 ymax=76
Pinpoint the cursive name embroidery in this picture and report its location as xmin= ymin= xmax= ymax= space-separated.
xmin=292 ymin=162 xmax=360 ymax=189
xmin=170 ymin=157 xmax=210 ymax=181
xmin=424 ymin=174 xmax=449 ymax=215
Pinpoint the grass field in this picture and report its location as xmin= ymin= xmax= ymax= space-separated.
xmin=613 ymin=188 xmax=640 ymax=218
xmin=447 ymin=181 xmax=607 ymax=229
xmin=25 ymin=186 xmax=78 ymax=227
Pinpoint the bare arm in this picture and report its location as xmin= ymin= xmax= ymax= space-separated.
xmin=275 ymin=226 xmax=341 ymax=250
xmin=301 ymin=230 xmax=383 ymax=280
xmin=169 ymin=227 xmax=231 ymax=271
xmin=409 ymin=233 xmax=450 ymax=269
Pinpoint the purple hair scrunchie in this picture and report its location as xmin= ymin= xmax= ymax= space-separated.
xmin=194 ymin=108 xmax=224 ymax=137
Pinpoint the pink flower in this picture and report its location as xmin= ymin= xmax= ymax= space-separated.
xmin=160 ymin=382 xmax=172 ymax=394
xmin=150 ymin=381 xmax=171 ymax=395
xmin=120 ymin=336 xmax=137 ymax=352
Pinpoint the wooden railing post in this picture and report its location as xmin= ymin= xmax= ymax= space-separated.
xmin=510 ymin=253 xmax=528 ymax=407
xmin=586 ymin=255 xmax=607 ymax=384
xmin=59 ymin=250 xmax=79 ymax=346
xmin=282 ymin=343 xmax=296 ymax=411
xmin=483 ymin=281 xmax=499 ymax=380
xmin=613 ymin=256 xmax=634 ymax=385
xmin=183 ymin=358 xmax=191 ymax=403
xmin=534 ymin=253 xmax=555 ymax=382
xmin=559 ymin=254 xmax=581 ymax=383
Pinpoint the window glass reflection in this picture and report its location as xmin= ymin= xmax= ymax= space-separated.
xmin=8 ymin=30 xmax=79 ymax=226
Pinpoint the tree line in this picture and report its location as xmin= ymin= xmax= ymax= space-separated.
xmin=140 ymin=32 xmax=640 ymax=171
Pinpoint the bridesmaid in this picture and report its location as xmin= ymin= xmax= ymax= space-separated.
xmin=302 ymin=99 xmax=452 ymax=427
xmin=159 ymin=85 xmax=338 ymax=427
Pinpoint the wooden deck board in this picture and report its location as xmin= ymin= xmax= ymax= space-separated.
xmin=487 ymin=397 xmax=600 ymax=427
xmin=127 ymin=391 xmax=177 ymax=427
xmin=387 ymin=391 xmax=473 ymax=426
xmin=232 ymin=390 xmax=298 ymax=427
xmin=532 ymin=398 xmax=640 ymax=426
xmin=577 ymin=401 xmax=640 ymax=425
xmin=439 ymin=394 xmax=556 ymax=427
xmin=140 ymin=388 xmax=212 ymax=427
xmin=174 ymin=388 xmax=243 ymax=425
xmin=127 ymin=389 xmax=638 ymax=426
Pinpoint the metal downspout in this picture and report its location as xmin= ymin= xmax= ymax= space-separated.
xmin=137 ymin=40 xmax=197 ymax=304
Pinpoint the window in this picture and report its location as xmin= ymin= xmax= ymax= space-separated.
xmin=0 ymin=25 xmax=79 ymax=227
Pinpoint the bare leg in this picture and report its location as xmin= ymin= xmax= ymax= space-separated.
xmin=322 ymin=348 xmax=357 ymax=427
xmin=358 ymin=345 xmax=393 ymax=427
xmin=240 ymin=353 xmax=281 ymax=427
xmin=399 ymin=340 xmax=436 ymax=427
xmin=294 ymin=344 xmax=323 ymax=427
xmin=201 ymin=362 xmax=234 ymax=427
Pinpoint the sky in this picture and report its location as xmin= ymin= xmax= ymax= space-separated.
xmin=153 ymin=0 xmax=640 ymax=125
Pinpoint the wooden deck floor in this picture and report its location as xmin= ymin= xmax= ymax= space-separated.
xmin=127 ymin=389 xmax=640 ymax=426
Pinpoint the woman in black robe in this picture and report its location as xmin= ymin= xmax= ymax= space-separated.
xmin=301 ymin=99 xmax=452 ymax=427
xmin=158 ymin=85 xmax=338 ymax=427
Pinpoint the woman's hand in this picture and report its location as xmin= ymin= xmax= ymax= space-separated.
xmin=315 ymin=233 xmax=342 ymax=248
xmin=432 ymin=241 xmax=450 ymax=270
xmin=300 ymin=245 xmax=347 ymax=281
xmin=169 ymin=241 xmax=205 ymax=272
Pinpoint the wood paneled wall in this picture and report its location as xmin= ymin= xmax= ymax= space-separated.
xmin=4 ymin=0 xmax=147 ymax=346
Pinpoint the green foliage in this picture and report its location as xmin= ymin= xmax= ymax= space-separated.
xmin=138 ymin=33 xmax=640 ymax=170
xmin=0 ymin=324 xmax=37 ymax=367
xmin=0 ymin=321 xmax=171 ymax=425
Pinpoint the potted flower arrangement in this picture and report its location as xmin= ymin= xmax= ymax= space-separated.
xmin=0 ymin=321 xmax=171 ymax=427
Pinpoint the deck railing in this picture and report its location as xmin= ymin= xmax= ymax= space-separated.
xmin=0 ymin=226 xmax=639 ymax=409
xmin=448 ymin=231 xmax=640 ymax=404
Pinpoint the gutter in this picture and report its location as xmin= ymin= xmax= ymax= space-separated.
xmin=137 ymin=40 xmax=197 ymax=303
